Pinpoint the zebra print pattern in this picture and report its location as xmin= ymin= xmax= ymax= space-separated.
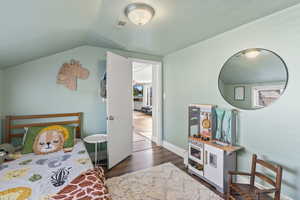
xmin=50 ymin=167 xmax=72 ymax=187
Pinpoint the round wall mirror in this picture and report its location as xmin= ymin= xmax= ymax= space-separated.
xmin=218 ymin=48 xmax=288 ymax=110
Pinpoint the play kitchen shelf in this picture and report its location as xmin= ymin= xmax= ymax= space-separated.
xmin=187 ymin=104 xmax=243 ymax=193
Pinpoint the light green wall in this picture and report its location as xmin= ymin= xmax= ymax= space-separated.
xmin=222 ymin=81 xmax=286 ymax=109
xmin=2 ymin=45 xmax=161 ymax=139
xmin=3 ymin=46 xmax=106 ymax=137
xmin=163 ymin=4 xmax=300 ymax=199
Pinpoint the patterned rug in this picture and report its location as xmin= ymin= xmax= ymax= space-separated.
xmin=106 ymin=163 xmax=223 ymax=200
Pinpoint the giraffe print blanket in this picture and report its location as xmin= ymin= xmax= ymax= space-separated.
xmin=50 ymin=167 xmax=111 ymax=200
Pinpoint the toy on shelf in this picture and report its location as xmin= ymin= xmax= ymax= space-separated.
xmin=188 ymin=104 xmax=238 ymax=145
xmin=200 ymin=111 xmax=212 ymax=139
xmin=188 ymin=104 xmax=216 ymax=141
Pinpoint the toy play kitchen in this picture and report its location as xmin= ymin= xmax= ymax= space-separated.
xmin=187 ymin=104 xmax=243 ymax=193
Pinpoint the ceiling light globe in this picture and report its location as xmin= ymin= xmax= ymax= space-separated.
xmin=125 ymin=3 xmax=155 ymax=26
xmin=245 ymin=50 xmax=260 ymax=58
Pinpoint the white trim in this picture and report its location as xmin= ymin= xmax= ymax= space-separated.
xmin=237 ymin=176 xmax=293 ymax=200
xmin=130 ymin=57 xmax=162 ymax=65
xmin=162 ymin=140 xmax=188 ymax=166
xmin=130 ymin=58 xmax=163 ymax=146
xmin=162 ymin=140 xmax=186 ymax=158
xmin=152 ymin=62 xmax=163 ymax=146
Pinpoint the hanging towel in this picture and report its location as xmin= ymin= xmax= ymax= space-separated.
xmin=100 ymin=72 xmax=107 ymax=98
xmin=223 ymin=109 xmax=232 ymax=143
xmin=215 ymin=108 xmax=225 ymax=141
xmin=214 ymin=108 xmax=233 ymax=143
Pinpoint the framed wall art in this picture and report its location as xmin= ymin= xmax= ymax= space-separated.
xmin=234 ymin=86 xmax=245 ymax=101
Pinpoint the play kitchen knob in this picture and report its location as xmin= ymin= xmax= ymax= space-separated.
xmin=107 ymin=116 xmax=114 ymax=120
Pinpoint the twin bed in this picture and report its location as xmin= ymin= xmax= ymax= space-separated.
xmin=0 ymin=113 xmax=110 ymax=200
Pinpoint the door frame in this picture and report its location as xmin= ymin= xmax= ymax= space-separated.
xmin=130 ymin=58 xmax=163 ymax=146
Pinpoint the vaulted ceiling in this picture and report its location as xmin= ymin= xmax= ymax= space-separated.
xmin=1 ymin=0 xmax=300 ymax=68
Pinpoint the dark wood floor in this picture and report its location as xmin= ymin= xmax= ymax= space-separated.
xmin=105 ymin=141 xmax=225 ymax=199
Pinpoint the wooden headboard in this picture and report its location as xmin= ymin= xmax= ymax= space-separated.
xmin=5 ymin=112 xmax=83 ymax=143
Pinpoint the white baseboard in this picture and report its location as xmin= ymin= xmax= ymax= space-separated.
xmin=162 ymin=140 xmax=188 ymax=165
xmin=237 ymin=176 xmax=293 ymax=200
xmin=162 ymin=140 xmax=186 ymax=157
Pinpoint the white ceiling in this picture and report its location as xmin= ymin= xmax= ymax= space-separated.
xmin=219 ymin=50 xmax=288 ymax=84
xmin=1 ymin=0 xmax=300 ymax=68
xmin=133 ymin=62 xmax=152 ymax=83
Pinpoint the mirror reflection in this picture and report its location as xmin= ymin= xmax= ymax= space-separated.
xmin=218 ymin=48 xmax=288 ymax=110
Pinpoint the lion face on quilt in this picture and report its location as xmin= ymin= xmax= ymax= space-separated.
xmin=33 ymin=130 xmax=64 ymax=155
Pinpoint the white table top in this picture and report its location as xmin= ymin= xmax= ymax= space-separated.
xmin=83 ymin=134 xmax=107 ymax=144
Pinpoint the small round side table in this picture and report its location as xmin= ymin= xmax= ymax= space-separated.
xmin=83 ymin=134 xmax=107 ymax=166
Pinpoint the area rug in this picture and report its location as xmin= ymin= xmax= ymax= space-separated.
xmin=106 ymin=163 xmax=222 ymax=200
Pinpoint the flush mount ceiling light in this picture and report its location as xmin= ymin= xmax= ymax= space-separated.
xmin=244 ymin=49 xmax=261 ymax=58
xmin=125 ymin=3 xmax=155 ymax=26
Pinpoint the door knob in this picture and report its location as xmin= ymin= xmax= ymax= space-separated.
xmin=107 ymin=116 xmax=114 ymax=120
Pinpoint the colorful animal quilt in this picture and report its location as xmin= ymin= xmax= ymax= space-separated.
xmin=0 ymin=140 xmax=94 ymax=200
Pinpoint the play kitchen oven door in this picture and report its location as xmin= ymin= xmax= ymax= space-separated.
xmin=188 ymin=142 xmax=204 ymax=164
xmin=188 ymin=142 xmax=204 ymax=176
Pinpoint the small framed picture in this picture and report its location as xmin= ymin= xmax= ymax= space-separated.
xmin=234 ymin=86 xmax=245 ymax=101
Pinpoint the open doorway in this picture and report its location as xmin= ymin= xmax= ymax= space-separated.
xmin=132 ymin=61 xmax=153 ymax=152
xmin=105 ymin=52 xmax=162 ymax=168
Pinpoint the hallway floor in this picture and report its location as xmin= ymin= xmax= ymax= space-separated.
xmin=133 ymin=111 xmax=153 ymax=152
xmin=133 ymin=133 xmax=154 ymax=152
xmin=133 ymin=111 xmax=152 ymax=140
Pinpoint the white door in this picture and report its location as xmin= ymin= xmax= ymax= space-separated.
xmin=204 ymin=144 xmax=224 ymax=188
xmin=107 ymin=52 xmax=133 ymax=169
